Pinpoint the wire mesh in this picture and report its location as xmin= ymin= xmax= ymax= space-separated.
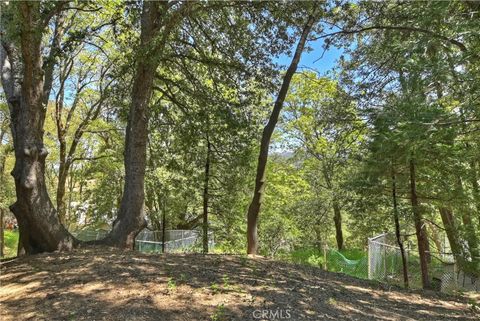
xmin=71 ymin=228 xmax=215 ymax=253
xmin=71 ymin=229 xmax=108 ymax=241
xmin=367 ymin=233 xmax=479 ymax=293
xmin=135 ymin=229 xmax=215 ymax=253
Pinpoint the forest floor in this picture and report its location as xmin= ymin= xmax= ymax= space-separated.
xmin=0 ymin=247 xmax=478 ymax=321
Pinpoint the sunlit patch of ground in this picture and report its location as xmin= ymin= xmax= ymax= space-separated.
xmin=0 ymin=247 xmax=478 ymax=320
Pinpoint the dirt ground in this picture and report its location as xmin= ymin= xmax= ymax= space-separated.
xmin=0 ymin=247 xmax=478 ymax=321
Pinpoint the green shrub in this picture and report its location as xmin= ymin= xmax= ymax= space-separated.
xmin=2 ymin=230 xmax=19 ymax=258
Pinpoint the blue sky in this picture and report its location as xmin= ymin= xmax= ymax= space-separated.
xmin=276 ymin=37 xmax=344 ymax=75
xmin=271 ymin=38 xmax=344 ymax=154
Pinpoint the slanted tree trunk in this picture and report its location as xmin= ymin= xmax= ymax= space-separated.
xmin=427 ymin=221 xmax=443 ymax=254
xmin=470 ymin=161 xmax=480 ymax=229
xmin=0 ymin=2 xmax=75 ymax=254
xmin=439 ymin=207 xmax=465 ymax=265
xmin=456 ymin=177 xmax=480 ymax=271
xmin=409 ymin=158 xmax=430 ymax=289
xmin=202 ymin=139 xmax=211 ymax=254
xmin=392 ymin=168 xmax=409 ymax=288
xmin=246 ymin=13 xmax=318 ymax=254
xmin=332 ymin=200 xmax=344 ymax=250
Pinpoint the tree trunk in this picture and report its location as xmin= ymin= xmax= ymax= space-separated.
xmin=427 ymin=221 xmax=442 ymax=254
xmin=0 ymin=209 xmax=4 ymax=257
xmin=392 ymin=169 xmax=409 ymax=288
xmin=439 ymin=207 xmax=465 ymax=266
xmin=470 ymin=161 xmax=480 ymax=229
xmin=246 ymin=13 xmax=318 ymax=254
xmin=456 ymin=177 xmax=480 ymax=271
xmin=162 ymin=197 xmax=166 ymax=253
xmin=67 ymin=173 xmax=75 ymax=224
xmin=409 ymin=158 xmax=430 ymax=289
xmin=1 ymin=2 xmax=76 ymax=255
xmin=56 ymin=160 xmax=68 ymax=225
xmin=202 ymin=139 xmax=211 ymax=254
xmin=106 ymin=2 xmax=162 ymax=248
xmin=332 ymin=200 xmax=344 ymax=250
xmin=0 ymin=141 xmax=7 ymax=257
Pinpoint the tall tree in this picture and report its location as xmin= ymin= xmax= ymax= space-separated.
xmin=247 ymin=11 xmax=319 ymax=255
xmin=107 ymin=1 xmax=190 ymax=248
xmin=391 ymin=166 xmax=409 ymax=288
xmin=0 ymin=1 xmax=76 ymax=254
xmin=283 ymin=73 xmax=363 ymax=250
xmin=54 ymin=52 xmax=113 ymax=224
xmin=409 ymin=157 xmax=431 ymax=289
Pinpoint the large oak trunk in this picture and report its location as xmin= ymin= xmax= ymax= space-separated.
xmin=1 ymin=2 xmax=75 ymax=255
xmin=106 ymin=2 xmax=161 ymax=248
xmin=246 ymin=13 xmax=318 ymax=254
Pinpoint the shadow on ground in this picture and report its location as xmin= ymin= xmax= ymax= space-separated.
xmin=0 ymin=247 xmax=478 ymax=320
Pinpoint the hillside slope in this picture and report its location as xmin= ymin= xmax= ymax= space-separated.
xmin=0 ymin=247 xmax=478 ymax=321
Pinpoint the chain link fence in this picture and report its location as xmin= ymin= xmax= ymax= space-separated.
xmin=367 ymin=233 xmax=479 ymax=293
xmin=71 ymin=229 xmax=108 ymax=241
xmin=318 ymin=233 xmax=478 ymax=293
xmin=135 ymin=229 xmax=215 ymax=253
xmin=71 ymin=228 xmax=215 ymax=253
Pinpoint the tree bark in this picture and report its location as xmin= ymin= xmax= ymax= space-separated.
xmin=0 ymin=136 xmax=6 ymax=257
xmin=427 ymin=221 xmax=442 ymax=254
xmin=106 ymin=1 xmax=190 ymax=248
xmin=456 ymin=177 xmax=480 ymax=272
xmin=0 ymin=2 xmax=76 ymax=254
xmin=439 ymin=207 xmax=465 ymax=265
xmin=106 ymin=1 xmax=163 ymax=248
xmin=54 ymin=62 xmax=109 ymax=224
xmin=0 ymin=209 xmax=4 ymax=257
xmin=162 ymin=197 xmax=166 ymax=253
xmin=321 ymin=162 xmax=344 ymax=251
xmin=392 ymin=169 xmax=409 ymax=288
xmin=246 ymin=13 xmax=318 ymax=254
xmin=332 ymin=200 xmax=344 ymax=250
xmin=203 ymin=139 xmax=211 ymax=254
xmin=409 ymin=158 xmax=430 ymax=289
xmin=57 ymin=161 xmax=68 ymax=225
xmin=470 ymin=161 xmax=480 ymax=229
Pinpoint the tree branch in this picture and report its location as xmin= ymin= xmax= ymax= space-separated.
xmin=313 ymin=25 xmax=469 ymax=53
